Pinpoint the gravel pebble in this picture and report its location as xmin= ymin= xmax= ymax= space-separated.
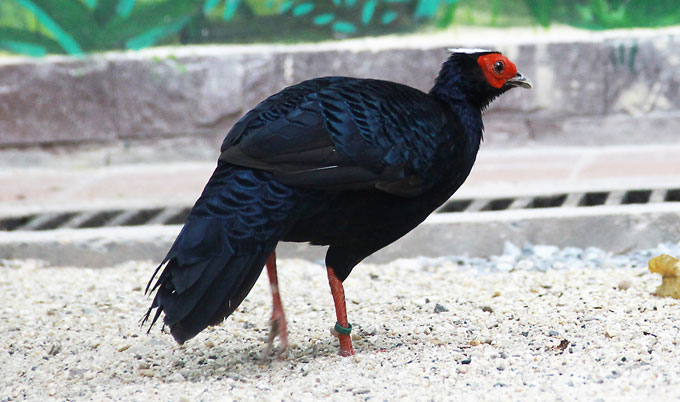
xmin=2 ymin=242 xmax=680 ymax=401
xmin=618 ymin=279 xmax=633 ymax=290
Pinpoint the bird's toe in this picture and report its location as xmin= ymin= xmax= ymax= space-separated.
xmin=261 ymin=313 xmax=289 ymax=360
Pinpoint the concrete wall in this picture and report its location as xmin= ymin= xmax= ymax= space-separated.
xmin=1 ymin=28 xmax=679 ymax=155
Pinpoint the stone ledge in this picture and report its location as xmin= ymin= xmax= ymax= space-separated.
xmin=2 ymin=203 xmax=678 ymax=267
xmin=1 ymin=27 xmax=679 ymax=154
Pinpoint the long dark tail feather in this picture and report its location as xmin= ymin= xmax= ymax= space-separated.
xmin=142 ymin=248 xmax=274 ymax=344
xmin=141 ymin=163 xmax=305 ymax=344
xmin=169 ymin=250 xmax=272 ymax=344
xmin=143 ymin=219 xmax=220 ymax=297
xmin=141 ymin=217 xmax=275 ymax=344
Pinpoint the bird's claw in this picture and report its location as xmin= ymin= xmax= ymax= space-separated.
xmin=329 ymin=325 xmax=355 ymax=356
xmin=261 ymin=313 xmax=288 ymax=360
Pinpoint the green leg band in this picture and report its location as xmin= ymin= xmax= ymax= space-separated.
xmin=334 ymin=322 xmax=353 ymax=336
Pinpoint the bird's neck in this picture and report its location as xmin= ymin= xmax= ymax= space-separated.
xmin=429 ymin=69 xmax=485 ymax=149
xmin=448 ymin=102 xmax=484 ymax=147
xmin=429 ymin=80 xmax=467 ymax=106
xmin=429 ymin=58 xmax=471 ymax=102
xmin=430 ymin=82 xmax=496 ymax=113
xmin=418 ymin=101 xmax=483 ymax=210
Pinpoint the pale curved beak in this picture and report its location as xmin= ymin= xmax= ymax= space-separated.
xmin=507 ymin=72 xmax=532 ymax=89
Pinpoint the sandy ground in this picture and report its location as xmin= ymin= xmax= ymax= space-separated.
xmin=1 ymin=255 xmax=679 ymax=401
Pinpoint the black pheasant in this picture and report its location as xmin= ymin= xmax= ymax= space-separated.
xmin=143 ymin=49 xmax=531 ymax=357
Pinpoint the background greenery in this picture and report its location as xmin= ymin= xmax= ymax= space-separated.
xmin=1 ymin=0 xmax=679 ymax=57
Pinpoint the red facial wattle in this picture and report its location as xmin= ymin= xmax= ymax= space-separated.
xmin=477 ymin=53 xmax=519 ymax=89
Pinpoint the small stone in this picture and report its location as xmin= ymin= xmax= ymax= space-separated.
xmin=48 ymin=344 xmax=61 ymax=356
xmin=117 ymin=344 xmax=131 ymax=352
xmin=503 ymin=241 xmax=522 ymax=258
xmin=469 ymin=339 xmax=481 ymax=346
xmin=482 ymin=306 xmax=494 ymax=313
xmin=618 ymin=280 xmax=632 ymax=290
xmin=434 ymin=303 xmax=448 ymax=313
xmin=138 ymin=369 xmax=154 ymax=377
xmin=69 ymin=369 xmax=86 ymax=378
xmin=549 ymin=330 xmax=559 ymax=337
xmin=168 ymin=372 xmax=186 ymax=382
xmin=491 ymin=291 xmax=501 ymax=298
xmin=127 ymin=343 xmax=150 ymax=355
xmin=413 ymin=298 xmax=428 ymax=307
xmin=461 ymin=357 xmax=472 ymax=365
xmin=351 ymin=333 xmax=361 ymax=341
xmin=533 ymin=245 xmax=559 ymax=259
xmin=496 ymin=256 xmax=516 ymax=272
xmin=204 ymin=340 xmax=215 ymax=348
xmin=553 ymin=339 xmax=570 ymax=353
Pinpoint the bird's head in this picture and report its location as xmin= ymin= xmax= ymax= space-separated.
xmin=431 ymin=48 xmax=531 ymax=110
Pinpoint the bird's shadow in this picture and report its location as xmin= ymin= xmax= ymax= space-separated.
xmin=171 ymin=330 xmax=440 ymax=383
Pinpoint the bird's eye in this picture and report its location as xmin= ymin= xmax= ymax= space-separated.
xmin=493 ymin=61 xmax=504 ymax=74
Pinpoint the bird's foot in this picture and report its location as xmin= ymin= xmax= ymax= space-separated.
xmin=262 ymin=310 xmax=288 ymax=360
xmin=330 ymin=325 xmax=355 ymax=357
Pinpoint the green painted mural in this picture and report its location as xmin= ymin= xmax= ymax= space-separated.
xmin=1 ymin=0 xmax=679 ymax=57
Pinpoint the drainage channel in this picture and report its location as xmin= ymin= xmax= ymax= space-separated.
xmin=2 ymin=188 xmax=680 ymax=232
xmin=0 ymin=207 xmax=192 ymax=232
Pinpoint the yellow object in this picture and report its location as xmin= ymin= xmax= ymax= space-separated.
xmin=648 ymin=254 xmax=680 ymax=299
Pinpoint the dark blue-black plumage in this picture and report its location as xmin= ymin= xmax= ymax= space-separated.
xmin=143 ymin=50 xmax=530 ymax=347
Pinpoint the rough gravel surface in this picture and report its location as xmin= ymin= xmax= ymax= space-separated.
xmin=2 ymin=243 xmax=680 ymax=401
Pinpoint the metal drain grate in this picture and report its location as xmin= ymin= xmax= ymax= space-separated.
xmin=437 ymin=188 xmax=679 ymax=213
xmin=1 ymin=188 xmax=679 ymax=232
xmin=0 ymin=207 xmax=192 ymax=232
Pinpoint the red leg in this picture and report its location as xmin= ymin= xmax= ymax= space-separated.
xmin=262 ymin=250 xmax=288 ymax=359
xmin=327 ymin=266 xmax=355 ymax=357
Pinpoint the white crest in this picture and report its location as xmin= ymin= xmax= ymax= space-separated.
xmin=446 ymin=47 xmax=495 ymax=54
